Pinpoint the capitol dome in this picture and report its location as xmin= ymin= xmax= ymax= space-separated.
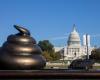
xmin=67 ymin=25 xmax=81 ymax=46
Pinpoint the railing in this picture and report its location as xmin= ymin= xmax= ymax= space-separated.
xmin=0 ymin=69 xmax=100 ymax=79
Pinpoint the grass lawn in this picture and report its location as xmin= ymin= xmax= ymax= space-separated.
xmin=45 ymin=64 xmax=68 ymax=69
xmin=93 ymin=66 xmax=100 ymax=69
xmin=45 ymin=64 xmax=100 ymax=69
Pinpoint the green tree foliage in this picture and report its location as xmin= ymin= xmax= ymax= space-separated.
xmin=38 ymin=40 xmax=61 ymax=61
xmin=51 ymin=52 xmax=61 ymax=61
xmin=38 ymin=40 xmax=54 ymax=53
xmin=90 ymin=48 xmax=100 ymax=62
xmin=42 ymin=51 xmax=53 ymax=61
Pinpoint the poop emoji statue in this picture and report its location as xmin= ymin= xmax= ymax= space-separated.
xmin=0 ymin=25 xmax=46 ymax=70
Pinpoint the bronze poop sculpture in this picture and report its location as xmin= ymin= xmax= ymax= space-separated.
xmin=0 ymin=25 xmax=46 ymax=70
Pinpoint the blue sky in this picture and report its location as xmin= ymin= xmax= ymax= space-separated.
xmin=0 ymin=0 xmax=100 ymax=47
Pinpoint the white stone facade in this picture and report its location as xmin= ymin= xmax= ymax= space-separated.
xmin=54 ymin=25 xmax=94 ymax=61
xmin=63 ymin=25 xmax=93 ymax=60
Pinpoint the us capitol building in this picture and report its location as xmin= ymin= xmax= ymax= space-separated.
xmin=54 ymin=24 xmax=93 ymax=61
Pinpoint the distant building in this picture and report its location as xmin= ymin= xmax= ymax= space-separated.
xmin=54 ymin=24 xmax=94 ymax=61
xmin=54 ymin=47 xmax=64 ymax=52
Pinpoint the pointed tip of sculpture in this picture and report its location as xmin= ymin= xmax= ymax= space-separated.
xmin=14 ymin=25 xmax=30 ymax=36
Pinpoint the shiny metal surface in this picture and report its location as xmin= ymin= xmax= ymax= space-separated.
xmin=0 ymin=25 xmax=46 ymax=70
xmin=0 ymin=70 xmax=99 ymax=79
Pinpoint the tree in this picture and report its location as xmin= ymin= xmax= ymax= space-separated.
xmin=38 ymin=40 xmax=61 ymax=61
xmin=42 ymin=51 xmax=53 ymax=61
xmin=90 ymin=48 xmax=100 ymax=62
xmin=53 ymin=52 xmax=61 ymax=61
xmin=38 ymin=40 xmax=54 ymax=53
